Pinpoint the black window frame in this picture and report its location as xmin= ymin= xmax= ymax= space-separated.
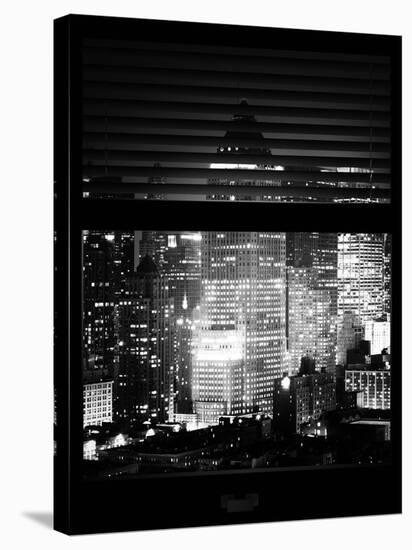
xmin=54 ymin=14 xmax=402 ymax=535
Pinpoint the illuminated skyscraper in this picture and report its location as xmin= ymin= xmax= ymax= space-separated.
xmin=138 ymin=232 xmax=202 ymax=414
xmin=192 ymin=231 xmax=287 ymax=421
xmin=338 ymin=234 xmax=385 ymax=323
xmin=383 ymin=233 xmax=392 ymax=317
xmin=286 ymin=266 xmax=335 ymax=374
xmin=192 ymin=324 xmax=244 ymax=424
xmin=82 ymin=231 xmax=134 ymax=375
xmin=115 ymin=255 xmax=174 ymax=428
xmin=286 ymin=232 xmax=338 ymax=315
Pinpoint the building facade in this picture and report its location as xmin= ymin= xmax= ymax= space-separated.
xmin=363 ymin=318 xmax=391 ymax=355
xmin=82 ymin=230 xmax=134 ymax=375
xmin=191 ymin=326 xmax=244 ymax=424
xmin=345 ymin=367 xmax=391 ymax=410
xmin=286 ymin=232 xmax=338 ymax=316
xmin=273 ymin=371 xmax=336 ymax=434
xmin=336 ymin=311 xmax=363 ymax=365
xmin=286 ymin=266 xmax=335 ymax=374
xmin=138 ymin=231 xmax=202 ymax=414
xmin=338 ymin=233 xmax=385 ymax=323
xmin=192 ymin=231 xmax=287 ymax=419
xmin=83 ymin=378 xmax=113 ymax=428
xmin=115 ymin=255 xmax=175 ymax=428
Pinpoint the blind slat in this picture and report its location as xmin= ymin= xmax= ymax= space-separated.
xmin=83 ymin=115 xmax=390 ymax=141
xmin=83 ymin=165 xmax=390 ymax=185
xmin=83 ymin=132 xmax=390 ymax=155
xmin=81 ymin=36 xmax=392 ymax=203
xmin=82 ymin=149 xmax=390 ymax=170
xmin=83 ymin=180 xmax=390 ymax=200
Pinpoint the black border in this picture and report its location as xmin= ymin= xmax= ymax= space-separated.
xmin=54 ymin=14 xmax=402 ymax=535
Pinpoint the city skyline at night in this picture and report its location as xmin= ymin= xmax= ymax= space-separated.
xmin=82 ymin=230 xmax=391 ymax=477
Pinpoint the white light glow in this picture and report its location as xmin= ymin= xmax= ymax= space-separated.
xmin=180 ymin=233 xmax=202 ymax=241
xmin=281 ymin=376 xmax=291 ymax=390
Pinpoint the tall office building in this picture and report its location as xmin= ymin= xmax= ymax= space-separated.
xmin=163 ymin=233 xmax=202 ymax=413
xmin=138 ymin=232 xmax=202 ymax=414
xmin=338 ymin=233 xmax=385 ymax=323
xmin=82 ymin=231 xmax=134 ymax=376
xmin=83 ymin=231 xmax=116 ymax=374
xmin=192 ymin=231 xmax=287 ymax=420
xmin=286 ymin=266 xmax=335 ymax=374
xmin=138 ymin=231 xmax=168 ymax=268
xmin=286 ymin=232 xmax=338 ymax=315
xmin=383 ymin=233 xmax=392 ymax=317
xmin=111 ymin=232 xmax=135 ymax=298
xmin=115 ymin=255 xmax=175 ymax=428
xmin=191 ymin=324 xmax=244 ymax=424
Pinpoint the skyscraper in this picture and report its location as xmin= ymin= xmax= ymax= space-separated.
xmin=82 ymin=231 xmax=135 ymax=377
xmin=115 ymin=255 xmax=175 ymax=428
xmin=383 ymin=233 xmax=392 ymax=317
xmin=286 ymin=266 xmax=335 ymax=374
xmin=138 ymin=232 xmax=202 ymax=414
xmin=286 ymin=232 xmax=338 ymax=315
xmin=338 ymin=233 xmax=385 ymax=323
xmin=192 ymin=231 xmax=287 ymax=420
xmin=83 ymin=231 xmax=116 ymax=374
xmin=191 ymin=323 xmax=244 ymax=424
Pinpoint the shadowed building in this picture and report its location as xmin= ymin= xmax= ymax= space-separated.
xmin=274 ymin=368 xmax=336 ymax=434
xmin=115 ymin=255 xmax=175 ymax=428
xmin=82 ymin=231 xmax=134 ymax=376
